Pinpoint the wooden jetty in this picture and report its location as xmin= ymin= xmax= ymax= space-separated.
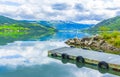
xmin=48 ymin=47 xmax=120 ymax=76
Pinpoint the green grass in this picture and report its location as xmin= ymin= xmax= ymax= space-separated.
xmin=0 ymin=24 xmax=29 ymax=32
xmin=0 ymin=24 xmax=30 ymax=38
xmin=99 ymin=27 xmax=120 ymax=48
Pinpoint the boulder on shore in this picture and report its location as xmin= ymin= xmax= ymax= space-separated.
xmin=65 ymin=36 xmax=120 ymax=54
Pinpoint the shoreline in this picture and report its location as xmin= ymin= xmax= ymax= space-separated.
xmin=65 ymin=35 xmax=120 ymax=55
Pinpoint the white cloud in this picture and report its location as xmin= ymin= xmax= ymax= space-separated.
xmin=0 ymin=0 xmax=120 ymax=24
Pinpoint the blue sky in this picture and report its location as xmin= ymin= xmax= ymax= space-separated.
xmin=0 ymin=0 xmax=120 ymax=24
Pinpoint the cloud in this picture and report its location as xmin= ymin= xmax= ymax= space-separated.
xmin=74 ymin=3 xmax=86 ymax=12
xmin=75 ymin=13 xmax=105 ymax=21
xmin=106 ymin=7 xmax=120 ymax=10
xmin=116 ymin=11 xmax=120 ymax=16
xmin=0 ymin=0 xmax=120 ymax=24
xmin=0 ymin=1 xmax=21 ymax=6
xmin=52 ymin=3 xmax=70 ymax=10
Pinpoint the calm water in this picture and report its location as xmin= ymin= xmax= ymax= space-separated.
xmin=0 ymin=32 xmax=118 ymax=77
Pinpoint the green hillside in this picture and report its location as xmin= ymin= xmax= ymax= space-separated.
xmin=0 ymin=15 xmax=55 ymax=33
xmin=0 ymin=16 xmax=18 ymax=24
xmin=89 ymin=16 xmax=120 ymax=31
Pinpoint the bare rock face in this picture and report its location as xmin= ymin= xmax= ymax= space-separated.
xmin=65 ymin=36 xmax=120 ymax=54
xmin=65 ymin=39 xmax=75 ymax=44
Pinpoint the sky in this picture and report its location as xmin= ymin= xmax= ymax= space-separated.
xmin=0 ymin=0 xmax=120 ymax=24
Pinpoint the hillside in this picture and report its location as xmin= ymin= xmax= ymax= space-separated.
xmin=0 ymin=16 xmax=18 ymax=24
xmin=0 ymin=15 xmax=55 ymax=32
xmin=88 ymin=16 xmax=120 ymax=31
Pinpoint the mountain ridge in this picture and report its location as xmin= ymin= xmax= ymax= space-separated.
xmin=88 ymin=16 xmax=120 ymax=31
xmin=28 ymin=20 xmax=94 ymax=30
xmin=0 ymin=15 xmax=55 ymax=32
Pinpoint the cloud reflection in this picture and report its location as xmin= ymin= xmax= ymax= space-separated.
xmin=0 ymin=41 xmax=68 ymax=66
xmin=0 ymin=41 xmax=118 ymax=77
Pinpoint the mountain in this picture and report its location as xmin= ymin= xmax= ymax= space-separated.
xmin=30 ymin=20 xmax=94 ymax=30
xmin=88 ymin=16 xmax=120 ymax=31
xmin=0 ymin=16 xmax=18 ymax=24
xmin=0 ymin=15 xmax=55 ymax=32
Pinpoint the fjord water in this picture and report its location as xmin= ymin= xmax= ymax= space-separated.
xmin=0 ymin=31 xmax=118 ymax=77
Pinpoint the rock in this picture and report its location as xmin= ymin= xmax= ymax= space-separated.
xmin=99 ymin=40 xmax=105 ymax=45
xmin=65 ymin=35 xmax=120 ymax=54
xmin=88 ymin=38 xmax=94 ymax=46
xmin=81 ymin=37 xmax=91 ymax=42
xmin=73 ymin=38 xmax=81 ymax=45
xmin=65 ymin=39 xmax=74 ymax=44
xmin=75 ymin=39 xmax=81 ymax=45
xmin=90 ymin=41 xmax=98 ymax=47
xmin=101 ymin=43 xmax=108 ymax=49
xmin=93 ymin=35 xmax=102 ymax=41
xmin=84 ymin=40 xmax=89 ymax=46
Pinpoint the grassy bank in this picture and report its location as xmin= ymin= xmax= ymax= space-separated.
xmin=99 ymin=27 xmax=120 ymax=48
xmin=0 ymin=24 xmax=29 ymax=32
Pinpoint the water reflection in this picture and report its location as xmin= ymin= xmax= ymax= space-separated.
xmin=50 ymin=55 xmax=120 ymax=77
xmin=0 ymin=31 xmax=90 ymax=45
xmin=0 ymin=31 xmax=119 ymax=77
xmin=0 ymin=41 xmax=67 ymax=66
xmin=40 ymin=32 xmax=90 ymax=41
xmin=0 ymin=41 xmax=118 ymax=77
xmin=0 ymin=62 xmax=102 ymax=77
xmin=0 ymin=32 xmax=53 ymax=45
